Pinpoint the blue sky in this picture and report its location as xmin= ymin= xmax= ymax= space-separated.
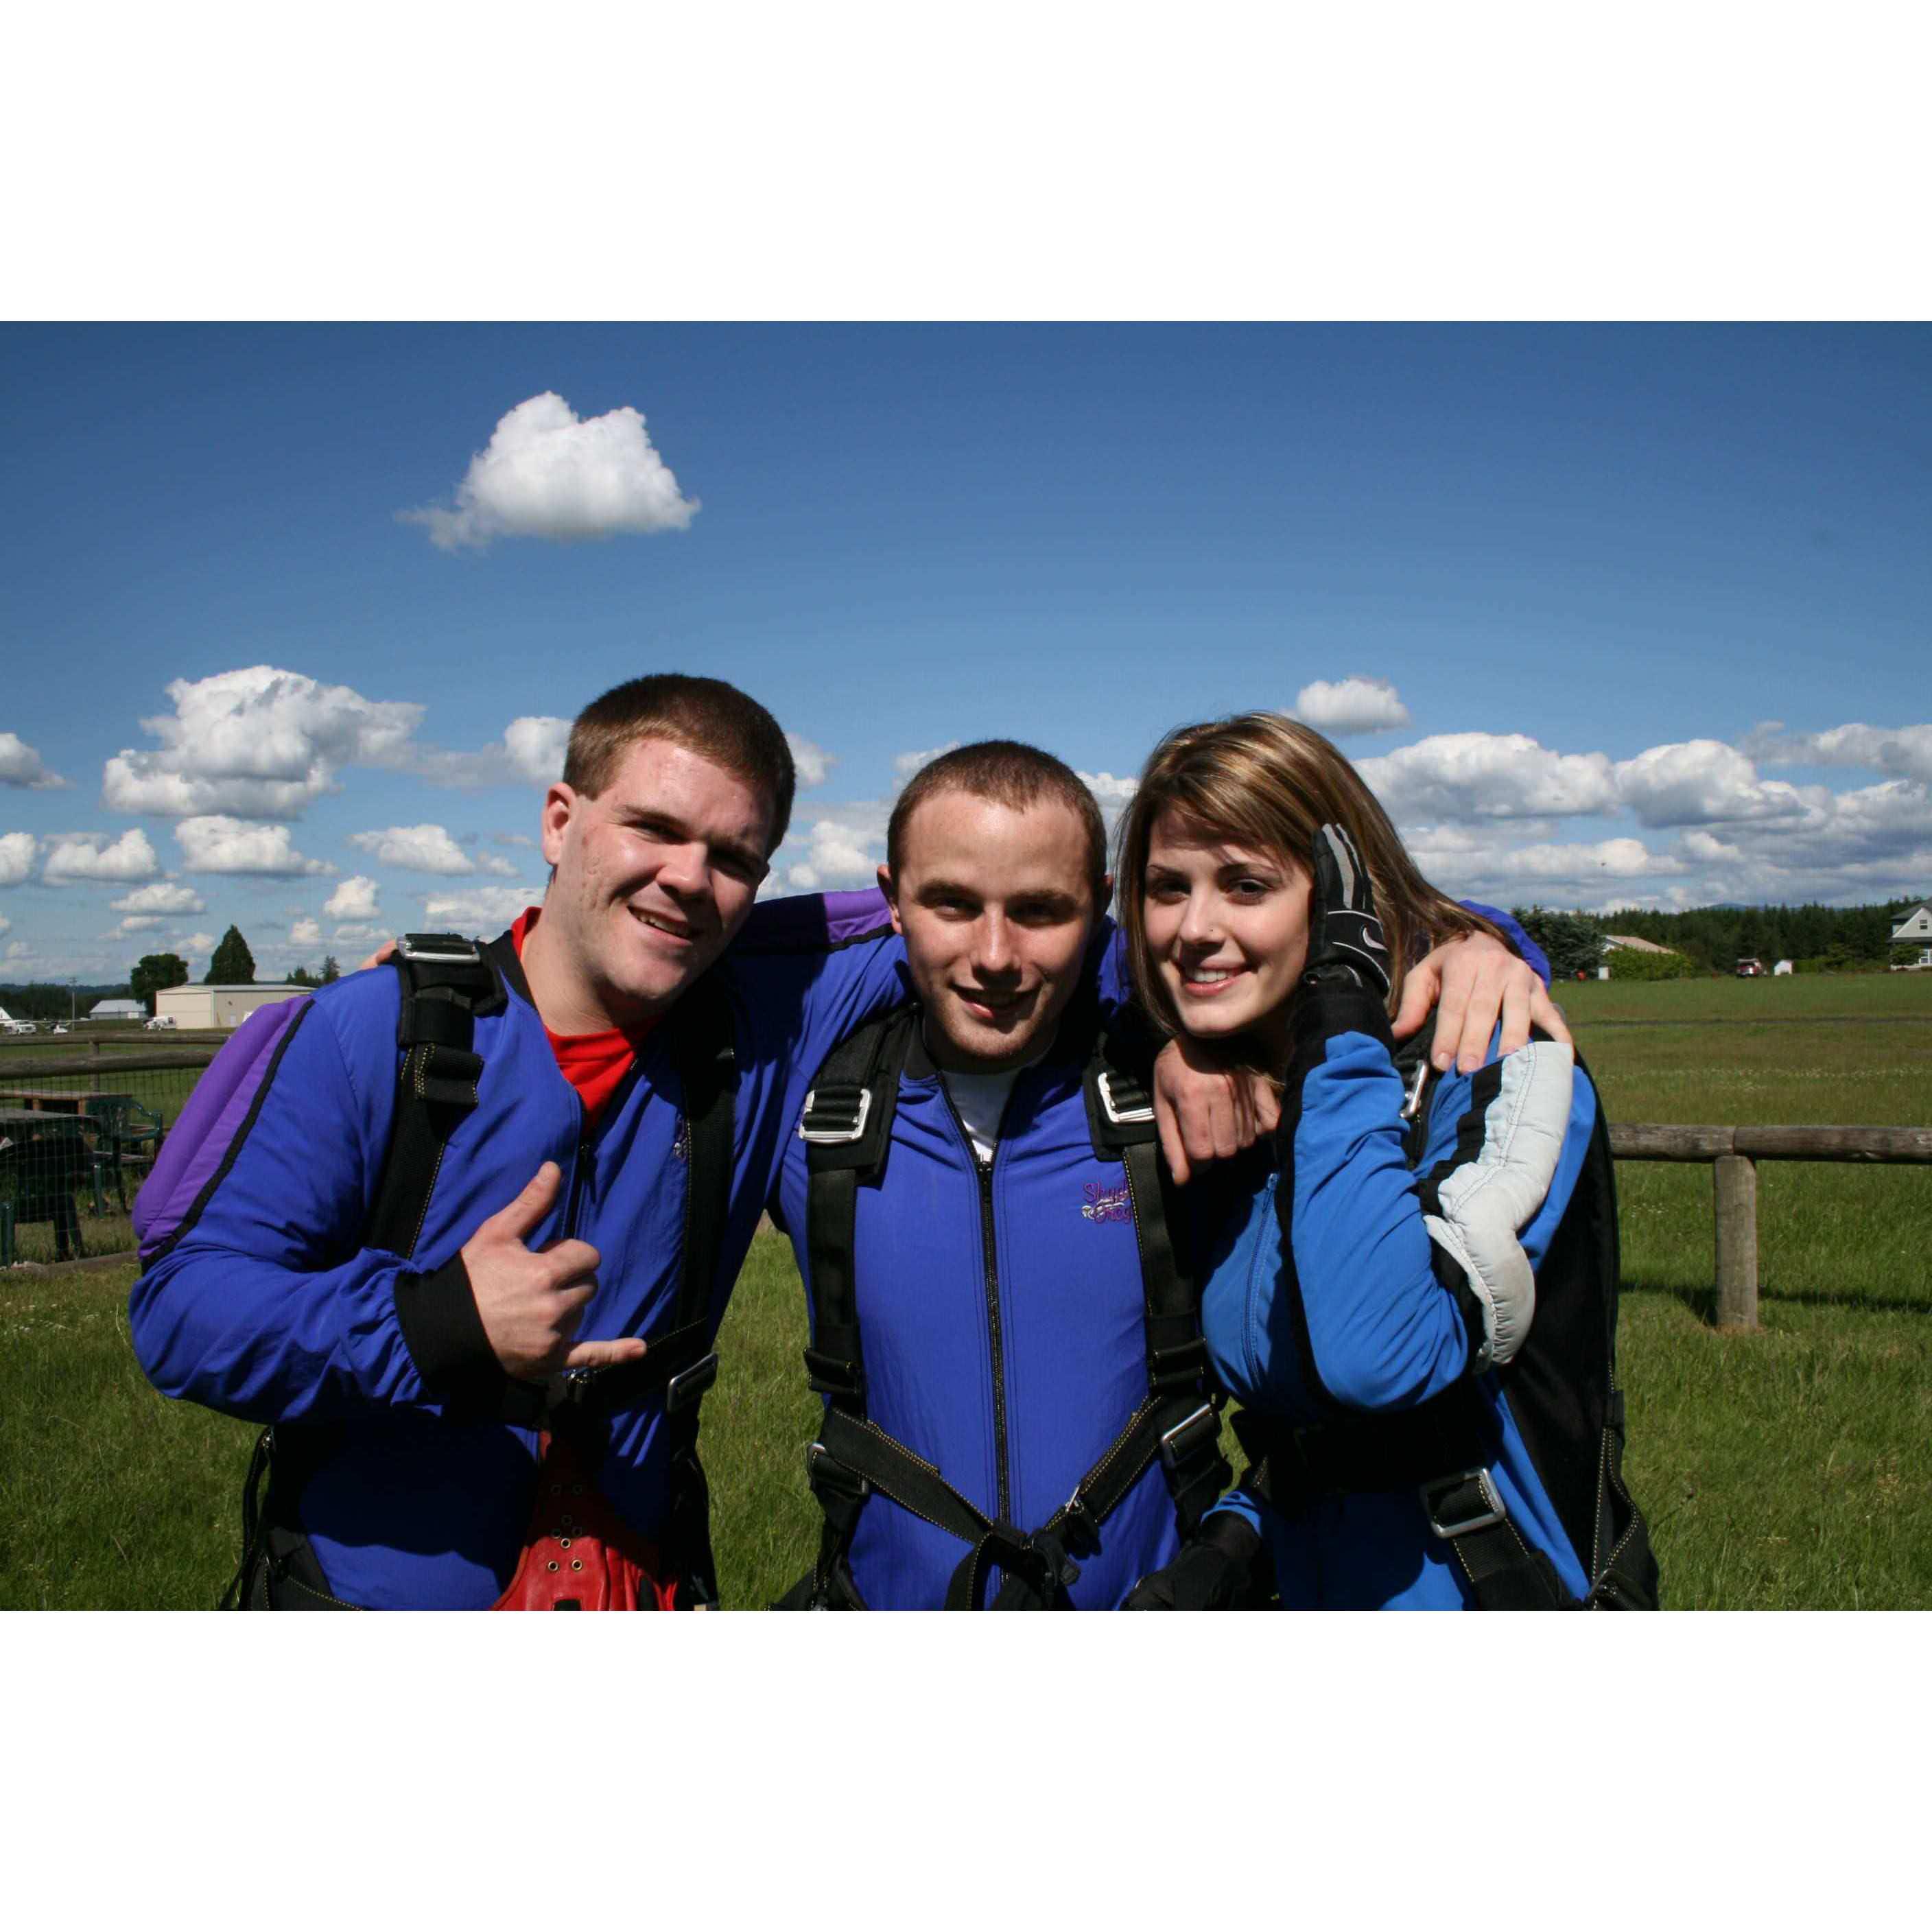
xmin=3 ymin=323 xmax=1928 ymax=985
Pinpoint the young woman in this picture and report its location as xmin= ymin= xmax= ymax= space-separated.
xmin=1116 ymin=713 xmax=1656 ymax=1611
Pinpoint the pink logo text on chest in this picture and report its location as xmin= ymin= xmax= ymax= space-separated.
xmin=1081 ymin=1182 xmax=1131 ymax=1225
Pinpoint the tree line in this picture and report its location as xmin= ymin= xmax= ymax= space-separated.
xmin=1512 ymin=897 xmax=1923 ymax=978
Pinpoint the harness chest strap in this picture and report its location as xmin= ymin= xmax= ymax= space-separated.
xmin=794 ymin=1011 xmax=1229 ymax=1608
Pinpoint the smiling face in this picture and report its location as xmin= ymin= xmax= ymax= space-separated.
xmin=882 ymin=789 xmax=1105 ymax=1073
xmin=1141 ymin=809 xmax=1311 ymax=1063
xmin=528 ymin=735 xmax=773 ymax=1033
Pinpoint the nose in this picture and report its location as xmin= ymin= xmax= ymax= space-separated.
xmin=655 ymin=839 xmax=712 ymax=902
xmin=1177 ymin=888 xmax=1221 ymax=947
xmin=971 ymin=911 xmax=1017 ymax=978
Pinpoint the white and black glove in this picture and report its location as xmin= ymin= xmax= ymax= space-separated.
xmin=1304 ymin=823 xmax=1391 ymax=998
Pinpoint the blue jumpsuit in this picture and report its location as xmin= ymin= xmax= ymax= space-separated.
xmin=1205 ymin=1016 xmax=1599 ymax=1608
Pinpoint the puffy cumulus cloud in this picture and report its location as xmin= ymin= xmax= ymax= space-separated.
xmin=1077 ymin=771 xmax=1139 ymax=805
xmin=103 ymin=668 xmax=424 ymax=820
xmin=348 ymin=823 xmax=482 ymax=875
xmin=176 ymin=816 xmax=334 ymax=877
xmin=324 ymin=875 xmax=381 ymax=921
xmin=787 ymin=735 xmax=836 ymax=790
xmin=400 ymin=393 xmax=699 ymax=552
xmin=0 ymin=733 xmax=67 ymax=790
xmin=117 ymin=915 xmax=164 ymax=933
xmin=1614 ymin=740 xmax=1813 ymax=828
xmin=421 ymin=884 xmax=541 ymax=929
xmin=178 ymin=932 xmax=217 ymax=959
xmin=1291 ymin=676 xmax=1411 ymax=736
xmin=1681 ymin=830 xmax=1743 ymax=864
xmin=1357 ymin=734 xmax=1618 ymax=822
xmin=409 ymin=716 xmax=572 ymax=790
xmin=5 ymin=939 xmax=33 ymax=961
xmin=290 ymin=918 xmax=322 ymax=947
xmin=112 ymin=881 xmax=205 ymax=915
xmin=331 ymin=923 xmax=381 ymax=946
xmin=1744 ymin=720 xmax=1932 ymax=786
xmin=44 ymin=828 xmax=159 ymax=884
xmin=773 ymin=804 xmax=891 ymax=892
xmin=893 ymin=742 xmax=960 ymax=784
xmin=0 ymin=832 xmax=37 ymax=886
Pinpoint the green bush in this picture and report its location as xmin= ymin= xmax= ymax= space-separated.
xmin=1606 ymin=945 xmax=1701 ymax=982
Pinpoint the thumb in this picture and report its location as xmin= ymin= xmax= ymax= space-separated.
xmin=487 ymin=1161 xmax=561 ymax=1244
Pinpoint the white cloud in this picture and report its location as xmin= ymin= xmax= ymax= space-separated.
xmin=324 ymin=875 xmax=381 ymax=920
xmin=493 ymin=831 xmax=537 ymax=849
xmin=0 ymin=832 xmax=36 ymax=886
xmin=331 ymin=923 xmax=380 ymax=945
xmin=786 ymin=734 xmax=836 ymax=790
xmin=0 ymin=733 xmax=67 ymax=790
xmin=1614 ymin=740 xmax=1813 ymax=827
xmin=5 ymin=940 xmax=32 ymax=961
xmin=176 ymin=816 xmax=334 ymax=877
xmin=103 ymin=667 xmax=424 ymax=819
xmin=1291 ymin=676 xmax=1411 ymax=736
xmin=504 ymin=716 xmax=571 ymax=784
xmin=117 ymin=915 xmax=164 ymax=933
xmin=421 ymin=884 xmax=540 ymax=928
xmin=177 ymin=932 xmax=217 ymax=958
xmin=400 ymin=392 xmax=699 ymax=551
xmin=111 ymin=881 xmax=205 ymax=915
xmin=1358 ymin=733 xmax=1619 ymax=822
xmin=1745 ymin=720 xmax=1932 ymax=786
xmin=783 ymin=816 xmax=884 ymax=891
xmin=348 ymin=823 xmax=481 ymax=875
xmin=44 ymin=828 xmax=160 ymax=883
xmin=407 ymin=715 xmax=572 ymax=790
xmin=289 ymin=917 xmax=321 ymax=947
xmin=1681 ymin=830 xmax=1743 ymax=863
xmin=893 ymin=742 xmax=960 ymax=784
xmin=1077 ymin=770 xmax=1139 ymax=805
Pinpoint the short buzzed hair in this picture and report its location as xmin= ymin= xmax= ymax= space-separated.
xmin=564 ymin=674 xmax=797 ymax=855
xmin=887 ymin=740 xmax=1108 ymax=899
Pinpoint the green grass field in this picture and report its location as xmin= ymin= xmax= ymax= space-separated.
xmin=2 ymin=975 xmax=1926 ymax=1609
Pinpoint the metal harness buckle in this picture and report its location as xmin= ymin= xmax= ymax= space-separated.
xmin=665 ymin=1351 xmax=720 ymax=1415
xmin=1159 ymin=1400 xmax=1220 ymax=1472
xmin=798 ymin=1085 xmax=873 ymax=1144
xmin=1095 ymin=1070 xmax=1155 ymax=1127
xmin=396 ymin=932 xmax=485 ymax=965
xmin=1419 ymin=1468 xmax=1507 ymax=1539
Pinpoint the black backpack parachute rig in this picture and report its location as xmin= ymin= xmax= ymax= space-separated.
xmin=223 ymin=931 xmax=738 ymax=1610
xmin=1232 ymin=1017 xmax=1660 ymax=1610
xmin=777 ymin=1003 xmax=1236 ymax=1610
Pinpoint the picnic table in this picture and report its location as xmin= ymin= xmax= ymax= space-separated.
xmin=0 ymin=1088 xmax=137 ymax=1115
xmin=0 ymin=1108 xmax=96 ymax=1263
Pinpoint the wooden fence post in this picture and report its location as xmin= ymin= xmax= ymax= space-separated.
xmin=90 ymin=1036 xmax=101 ymax=1096
xmin=1712 ymin=1154 xmax=1759 ymax=1332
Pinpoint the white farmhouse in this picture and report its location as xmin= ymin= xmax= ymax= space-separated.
xmin=1889 ymin=902 xmax=1932 ymax=970
xmin=156 ymin=984 xmax=305 ymax=1028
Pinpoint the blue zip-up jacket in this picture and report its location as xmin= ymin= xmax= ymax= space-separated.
xmin=770 ymin=1006 xmax=1186 ymax=1610
xmin=768 ymin=896 xmax=1545 ymax=1611
xmin=130 ymin=892 xmax=906 ymax=1609
xmin=1203 ymin=994 xmax=1596 ymax=1608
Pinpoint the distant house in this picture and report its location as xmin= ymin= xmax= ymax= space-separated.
xmin=1602 ymin=934 xmax=1679 ymax=956
xmin=1889 ymin=902 xmax=1932 ymax=945
xmin=155 ymin=985 xmax=305 ymax=1029
xmin=87 ymin=998 xmax=146 ymax=1022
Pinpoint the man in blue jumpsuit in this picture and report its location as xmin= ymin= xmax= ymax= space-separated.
xmin=768 ymin=744 xmax=1559 ymax=1610
xmin=130 ymin=674 xmax=912 ymax=1610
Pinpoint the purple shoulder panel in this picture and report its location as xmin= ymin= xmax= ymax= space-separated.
xmin=731 ymin=887 xmax=892 ymax=954
xmin=134 ymin=995 xmax=311 ymax=1258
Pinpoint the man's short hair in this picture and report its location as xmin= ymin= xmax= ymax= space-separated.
xmin=563 ymin=674 xmax=797 ymax=854
xmin=886 ymin=741 xmax=1108 ymax=900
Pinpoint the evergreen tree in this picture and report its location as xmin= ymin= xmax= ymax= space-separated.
xmin=207 ymin=926 xmax=256 ymax=985
xmin=320 ymin=954 xmax=341 ymax=983
xmin=131 ymin=952 xmax=190 ymax=1015
xmin=1510 ymin=906 xmax=1605 ymax=980
xmin=289 ymin=965 xmax=319 ymax=987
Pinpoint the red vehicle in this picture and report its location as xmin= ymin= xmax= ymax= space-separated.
xmin=1736 ymin=956 xmax=1765 ymax=978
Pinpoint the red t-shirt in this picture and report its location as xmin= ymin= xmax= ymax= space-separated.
xmin=510 ymin=907 xmax=657 ymax=1127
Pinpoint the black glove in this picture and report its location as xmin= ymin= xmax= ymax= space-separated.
xmin=1304 ymin=823 xmax=1391 ymax=998
xmin=1123 ymin=1512 xmax=1264 ymax=1610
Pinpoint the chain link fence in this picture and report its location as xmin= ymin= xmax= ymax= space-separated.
xmin=0 ymin=1033 xmax=223 ymax=1265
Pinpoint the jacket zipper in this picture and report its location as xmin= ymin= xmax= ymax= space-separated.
xmin=939 ymin=1081 xmax=1012 ymax=1526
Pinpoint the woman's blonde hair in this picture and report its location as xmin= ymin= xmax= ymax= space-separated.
xmin=1115 ymin=711 xmax=1505 ymax=1041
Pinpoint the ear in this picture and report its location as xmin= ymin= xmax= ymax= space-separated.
xmin=539 ymin=784 xmax=578 ymax=869
xmin=877 ymin=862 xmax=906 ymax=937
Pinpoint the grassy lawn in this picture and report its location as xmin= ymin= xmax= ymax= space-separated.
xmin=3 ymin=975 xmax=1924 ymax=1609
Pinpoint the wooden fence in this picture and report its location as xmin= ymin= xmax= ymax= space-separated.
xmin=1607 ymin=1123 xmax=1932 ymax=1331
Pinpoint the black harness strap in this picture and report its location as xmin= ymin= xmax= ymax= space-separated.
xmin=791 ymin=1009 xmax=1228 ymax=1610
xmin=365 ymin=934 xmax=506 ymax=1259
